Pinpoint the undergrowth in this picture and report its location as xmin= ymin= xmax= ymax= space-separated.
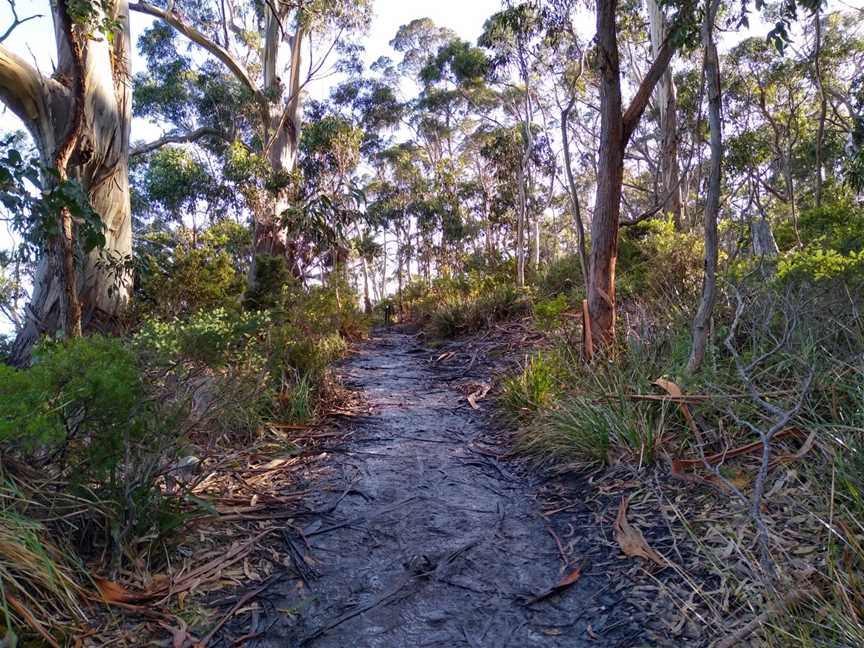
xmin=0 ymin=280 xmax=368 ymax=641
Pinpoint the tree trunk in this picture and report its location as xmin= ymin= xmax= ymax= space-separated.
xmin=516 ymin=162 xmax=527 ymax=286
xmin=2 ymin=1 xmax=133 ymax=363
xmin=814 ymin=7 xmax=826 ymax=208
xmin=361 ymin=257 xmax=372 ymax=313
xmin=588 ymin=0 xmax=685 ymax=348
xmin=589 ymin=0 xmax=626 ymax=347
xmin=561 ymin=99 xmax=590 ymax=292
xmin=647 ymin=0 xmax=683 ymax=228
xmin=248 ymin=16 xmax=304 ymax=291
xmin=688 ymin=0 xmax=722 ymax=374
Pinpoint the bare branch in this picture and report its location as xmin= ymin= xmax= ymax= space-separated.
xmin=0 ymin=1 xmax=42 ymax=44
xmin=130 ymin=126 xmax=234 ymax=158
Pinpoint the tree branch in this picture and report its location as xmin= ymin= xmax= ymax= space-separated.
xmin=621 ymin=2 xmax=694 ymax=145
xmin=129 ymin=2 xmax=269 ymax=124
xmin=130 ymin=126 xmax=233 ymax=158
xmin=0 ymin=1 xmax=42 ymax=44
xmin=0 ymin=43 xmax=68 ymax=135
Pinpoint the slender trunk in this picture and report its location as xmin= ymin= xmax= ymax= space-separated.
xmin=516 ymin=162 xmax=527 ymax=286
xmin=361 ymin=257 xmax=371 ymax=313
xmin=561 ymin=99 xmax=590 ymax=292
xmin=532 ymin=211 xmax=541 ymax=270
xmin=53 ymin=1 xmax=87 ymax=339
xmin=7 ymin=1 xmax=133 ymax=364
xmin=688 ymin=0 xmax=722 ymax=374
xmin=814 ymin=7 xmax=826 ymax=207
xmin=647 ymin=0 xmax=683 ymax=228
xmin=380 ymin=230 xmax=388 ymax=298
xmin=589 ymin=0 xmax=626 ymax=346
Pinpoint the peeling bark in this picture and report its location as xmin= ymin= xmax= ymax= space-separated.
xmin=4 ymin=1 xmax=133 ymax=363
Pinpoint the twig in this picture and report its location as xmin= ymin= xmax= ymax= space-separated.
xmin=200 ymin=579 xmax=275 ymax=646
xmin=299 ymin=578 xmax=413 ymax=645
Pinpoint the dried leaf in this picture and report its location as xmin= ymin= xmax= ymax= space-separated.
xmin=523 ymin=564 xmax=584 ymax=605
xmin=467 ymin=383 xmax=491 ymax=409
xmin=653 ymin=378 xmax=700 ymax=437
xmin=613 ymin=496 xmax=667 ymax=567
xmin=94 ymin=578 xmax=138 ymax=603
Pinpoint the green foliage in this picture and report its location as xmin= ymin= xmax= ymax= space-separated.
xmin=539 ymin=398 xmax=619 ymax=464
xmin=138 ymin=222 xmax=249 ymax=318
xmin=0 ymin=134 xmax=106 ymax=260
xmin=137 ymin=147 xmax=218 ymax=218
xmin=775 ymin=201 xmax=864 ymax=282
xmin=137 ymin=280 xmax=365 ymax=431
xmin=0 ymin=336 xmax=144 ymax=459
xmin=244 ymin=255 xmax=291 ymax=311
xmin=617 ymin=217 xmax=704 ymax=304
xmin=501 ymin=352 xmax=561 ymax=414
xmin=280 ymin=376 xmax=315 ymax=424
xmin=0 ymin=336 xmax=181 ymax=553
xmin=537 ymin=253 xmax=584 ymax=299
xmin=533 ymin=294 xmax=569 ymax=332
xmin=404 ymin=271 xmax=531 ymax=338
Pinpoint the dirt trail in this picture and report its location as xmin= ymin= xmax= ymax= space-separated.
xmin=254 ymin=331 xmax=630 ymax=647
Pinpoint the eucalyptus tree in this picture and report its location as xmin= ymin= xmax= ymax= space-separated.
xmin=479 ymin=1 xmax=546 ymax=283
xmin=1 ymin=0 xmax=134 ymax=361
xmin=687 ymin=0 xmax=722 ymax=373
xmin=129 ymin=0 xmax=372 ymax=293
xmin=648 ymin=0 xmax=684 ymax=227
xmin=587 ymin=0 xmax=697 ymax=348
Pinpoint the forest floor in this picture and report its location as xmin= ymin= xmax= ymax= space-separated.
xmin=214 ymin=328 xmax=714 ymax=647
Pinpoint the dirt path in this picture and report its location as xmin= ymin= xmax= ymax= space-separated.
xmin=253 ymin=331 xmax=637 ymax=647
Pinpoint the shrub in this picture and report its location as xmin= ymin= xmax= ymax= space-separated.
xmin=0 ymin=336 xmax=182 ymax=561
xmin=618 ymin=217 xmax=704 ymax=305
xmin=137 ymin=223 xmax=249 ymax=318
xmin=533 ymin=294 xmax=569 ymax=332
xmin=538 ymin=253 xmax=584 ymax=298
xmin=244 ymin=254 xmax=291 ymax=311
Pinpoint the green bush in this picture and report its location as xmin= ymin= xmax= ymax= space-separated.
xmin=136 ymin=283 xmax=364 ymax=433
xmin=0 ymin=336 xmax=146 ymax=459
xmin=772 ymin=200 xmax=864 ymax=283
xmin=618 ymin=217 xmax=704 ymax=304
xmin=538 ymin=253 xmax=584 ymax=298
xmin=244 ymin=254 xmax=291 ymax=311
xmin=412 ymin=271 xmax=530 ymax=338
xmin=0 ymin=336 xmax=182 ymax=555
xmin=138 ymin=222 xmax=249 ymax=318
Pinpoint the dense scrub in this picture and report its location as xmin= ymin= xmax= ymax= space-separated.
xmin=0 ymin=250 xmax=367 ymax=640
xmin=480 ymin=203 xmax=864 ymax=646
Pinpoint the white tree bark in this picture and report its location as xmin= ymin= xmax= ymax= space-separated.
xmin=647 ymin=0 xmax=683 ymax=228
xmin=3 ymin=0 xmax=133 ymax=362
